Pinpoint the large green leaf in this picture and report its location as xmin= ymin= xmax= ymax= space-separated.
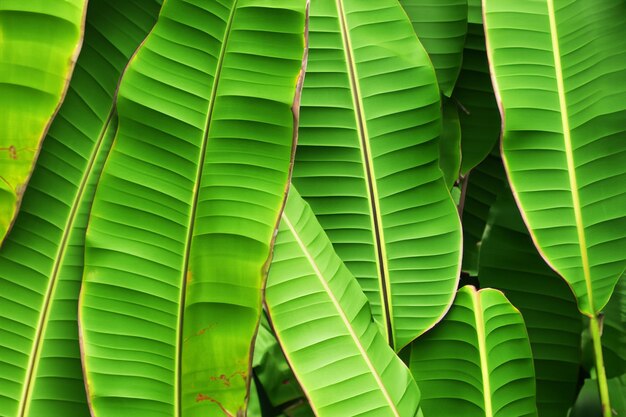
xmin=0 ymin=1 xmax=163 ymax=416
xmin=266 ymin=187 xmax=422 ymax=417
xmin=409 ymin=285 xmax=538 ymax=417
xmin=0 ymin=0 xmax=87 ymax=242
xmin=453 ymin=0 xmax=500 ymax=175
xmin=292 ymin=0 xmax=462 ymax=350
xmin=479 ymin=189 xmax=582 ymax=417
xmin=399 ymin=0 xmax=468 ymax=96
xmin=78 ymin=1 xmax=307 ymax=416
xmin=483 ymin=0 xmax=626 ymax=315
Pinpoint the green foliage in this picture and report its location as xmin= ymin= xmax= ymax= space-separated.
xmin=0 ymin=1 xmax=624 ymax=417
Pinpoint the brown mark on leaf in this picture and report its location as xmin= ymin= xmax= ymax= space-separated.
xmin=186 ymin=270 xmax=192 ymax=283
xmin=195 ymin=393 xmax=233 ymax=416
xmin=208 ymin=370 xmax=248 ymax=387
xmin=0 ymin=146 xmax=17 ymax=160
xmin=282 ymin=379 xmax=291 ymax=385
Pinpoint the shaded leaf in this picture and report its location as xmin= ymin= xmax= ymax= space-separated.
xmin=400 ymin=0 xmax=468 ymax=96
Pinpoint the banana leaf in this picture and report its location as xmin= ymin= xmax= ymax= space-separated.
xmin=484 ymin=0 xmax=626 ymax=315
xmin=292 ymin=0 xmax=462 ymax=350
xmin=78 ymin=1 xmax=307 ymax=416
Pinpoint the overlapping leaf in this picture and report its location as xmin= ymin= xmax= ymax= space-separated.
xmin=453 ymin=0 xmax=500 ymax=174
xmin=460 ymin=150 xmax=507 ymax=274
xmin=253 ymin=315 xmax=304 ymax=409
xmin=0 ymin=0 xmax=87 ymax=242
xmin=78 ymin=1 xmax=307 ymax=416
xmin=266 ymin=188 xmax=422 ymax=417
xmin=0 ymin=1 xmax=163 ymax=416
xmin=292 ymin=0 xmax=462 ymax=350
xmin=409 ymin=286 xmax=538 ymax=417
xmin=484 ymin=0 xmax=626 ymax=315
xmin=438 ymin=99 xmax=462 ymax=189
xmin=399 ymin=0 xmax=468 ymax=96
xmin=479 ymin=189 xmax=582 ymax=417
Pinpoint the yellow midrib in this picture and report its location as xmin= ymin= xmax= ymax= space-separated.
xmin=334 ymin=0 xmax=395 ymax=344
xmin=282 ymin=213 xmax=400 ymax=417
xmin=546 ymin=0 xmax=594 ymax=313
xmin=471 ymin=291 xmax=493 ymax=417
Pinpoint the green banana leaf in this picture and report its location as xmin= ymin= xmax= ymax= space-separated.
xmin=479 ymin=188 xmax=582 ymax=417
xmin=453 ymin=0 xmax=500 ymax=175
xmin=292 ymin=0 xmax=462 ymax=350
xmin=0 ymin=0 xmax=87 ymax=243
xmin=483 ymin=0 xmax=626 ymax=315
xmin=460 ymin=150 xmax=507 ymax=275
xmin=0 ymin=1 xmax=163 ymax=416
xmin=399 ymin=0 xmax=468 ymax=96
xmin=409 ymin=285 xmax=538 ymax=417
xmin=266 ymin=187 xmax=422 ymax=417
xmin=78 ymin=1 xmax=307 ymax=416
xmin=439 ymin=98 xmax=462 ymax=189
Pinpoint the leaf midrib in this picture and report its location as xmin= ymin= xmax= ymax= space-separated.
xmin=175 ymin=2 xmax=238 ymax=416
xmin=546 ymin=0 xmax=594 ymax=313
xmin=282 ymin=212 xmax=401 ymax=417
xmin=334 ymin=0 xmax=395 ymax=346
xmin=471 ymin=290 xmax=493 ymax=417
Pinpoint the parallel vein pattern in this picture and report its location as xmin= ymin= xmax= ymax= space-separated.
xmin=0 ymin=2 xmax=162 ymax=416
xmin=409 ymin=286 xmax=538 ymax=417
xmin=292 ymin=0 xmax=462 ymax=350
xmin=484 ymin=0 xmax=626 ymax=315
xmin=78 ymin=1 xmax=306 ymax=416
xmin=0 ymin=0 xmax=87 ymax=242
xmin=266 ymin=188 xmax=422 ymax=417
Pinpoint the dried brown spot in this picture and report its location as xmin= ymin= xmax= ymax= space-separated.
xmin=282 ymin=379 xmax=291 ymax=385
xmin=195 ymin=393 xmax=233 ymax=416
xmin=196 ymin=393 xmax=210 ymax=402
xmin=8 ymin=146 xmax=16 ymax=160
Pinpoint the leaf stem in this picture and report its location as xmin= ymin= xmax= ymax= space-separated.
xmin=589 ymin=313 xmax=611 ymax=417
